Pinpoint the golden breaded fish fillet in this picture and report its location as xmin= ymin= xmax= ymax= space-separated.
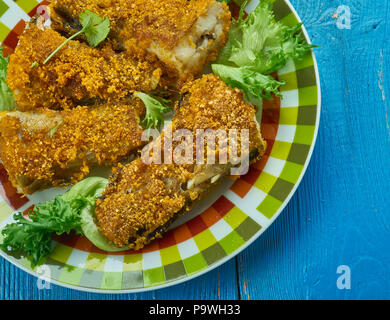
xmin=0 ymin=101 xmax=146 ymax=194
xmin=6 ymin=24 xmax=162 ymax=111
xmin=49 ymin=0 xmax=231 ymax=82
xmin=95 ymin=74 xmax=267 ymax=249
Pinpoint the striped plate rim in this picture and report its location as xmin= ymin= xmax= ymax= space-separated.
xmin=0 ymin=0 xmax=321 ymax=293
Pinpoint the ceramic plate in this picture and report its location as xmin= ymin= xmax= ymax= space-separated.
xmin=0 ymin=0 xmax=320 ymax=293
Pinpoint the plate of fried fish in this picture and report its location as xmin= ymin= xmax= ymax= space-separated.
xmin=0 ymin=0 xmax=320 ymax=292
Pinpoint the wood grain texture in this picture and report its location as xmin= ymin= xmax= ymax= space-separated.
xmin=1 ymin=0 xmax=389 ymax=300
xmin=235 ymin=0 xmax=390 ymax=300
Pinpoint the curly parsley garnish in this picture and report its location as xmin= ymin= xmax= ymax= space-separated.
xmin=212 ymin=0 xmax=316 ymax=105
xmin=0 ymin=197 xmax=84 ymax=266
xmin=134 ymin=92 xmax=172 ymax=130
xmin=43 ymin=9 xmax=110 ymax=65
xmin=0 ymin=177 xmax=108 ymax=266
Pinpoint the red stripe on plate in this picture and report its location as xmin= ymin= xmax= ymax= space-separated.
xmin=241 ymin=167 xmax=262 ymax=186
xmin=158 ymin=231 xmax=177 ymax=249
xmin=0 ymin=165 xmax=29 ymax=210
xmin=212 ymin=196 xmax=234 ymax=217
xmin=186 ymin=215 xmax=208 ymax=237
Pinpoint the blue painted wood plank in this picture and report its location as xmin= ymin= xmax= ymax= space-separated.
xmin=0 ymin=256 xmax=238 ymax=300
xmin=236 ymin=0 xmax=390 ymax=300
xmin=1 ymin=0 xmax=390 ymax=300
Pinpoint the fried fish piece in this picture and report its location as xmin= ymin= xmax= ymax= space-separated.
xmin=6 ymin=24 xmax=162 ymax=111
xmin=49 ymin=0 xmax=231 ymax=82
xmin=95 ymin=74 xmax=267 ymax=249
xmin=0 ymin=101 xmax=146 ymax=194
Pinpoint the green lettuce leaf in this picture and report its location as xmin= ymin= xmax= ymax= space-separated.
xmin=0 ymin=177 xmax=109 ymax=266
xmin=79 ymin=9 xmax=111 ymax=48
xmin=0 ymin=47 xmax=17 ymax=111
xmin=67 ymin=177 xmax=129 ymax=252
xmin=43 ymin=10 xmax=110 ymax=65
xmin=213 ymin=0 xmax=316 ymax=106
xmin=212 ymin=64 xmax=284 ymax=100
xmin=135 ymin=92 xmax=172 ymax=130
xmin=80 ymin=206 xmax=129 ymax=252
xmin=0 ymin=197 xmax=84 ymax=266
xmin=216 ymin=0 xmax=315 ymax=71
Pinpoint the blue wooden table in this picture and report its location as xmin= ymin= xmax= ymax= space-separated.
xmin=1 ymin=0 xmax=389 ymax=300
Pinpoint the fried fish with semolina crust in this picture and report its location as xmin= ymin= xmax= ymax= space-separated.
xmin=49 ymin=0 xmax=231 ymax=84
xmin=6 ymin=23 xmax=162 ymax=111
xmin=0 ymin=100 xmax=146 ymax=195
xmin=95 ymin=74 xmax=267 ymax=250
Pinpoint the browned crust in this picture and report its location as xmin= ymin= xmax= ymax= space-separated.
xmin=50 ymin=0 xmax=218 ymax=49
xmin=6 ymin=24 xmax=161 ymax=111
xmin=49 ymin=0 xmax=231 ymax=82
xmin=95 ymin=74 xmax=267 ymax=248
xmin=0 ymin=101 xmax=146 ymax=194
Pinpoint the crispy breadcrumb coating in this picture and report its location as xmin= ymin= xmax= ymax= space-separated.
xmin=95 ymin=74 xmax=267 ymax=248
xmin=6 ymin=24 xmax=162 ymax=111
xmin=0 ymin=101 xmax=146 ymax=194
xmin=51 ymin=0 xmax=214 ymax=48
xmin=49 ymin=0 xmax=231 ymax=81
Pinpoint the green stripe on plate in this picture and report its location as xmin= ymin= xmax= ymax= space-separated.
xmin=270 ymin=140 xmax=293 ymax=160
xmin=160 ymin=245 xmax=181 ymax=266
xmin=295 ymin=54 xmax=315 ymax=71
xmin=287 ymin=143 xmax=311 ymax=165
xmin=279 ymin=107 xmax=298 ymax=125
xmin=279 ymin=72 xmax=298 ymax=92
xmin=194 ymin=229 xmax=217 ymax=251
xmin=201 ymin=242 xmax=227 ymax=265
xmin=235 ymin=217 xmax=262 ymax=241
xmin=299 ymin=86 xmax=318 ymax=106
xmin=257 ymin=195 xmax=283 ymax=219
xmin=269 ymin=178 xmax=295 ymax=202
xmin=84 ymin=253 xmax=107 ymax=271
xmin=296 ymin=66 xmax=317 ymax=88
xmin=58 ymin=265 xmax=85 ymax=286
xmin=0 ymin=1 xmax=9 ymax=18
xmin=101 ymin=272 xmax=123 ymax=290
xmin=273 ymin=0 xmax=292 ymax=21
xmin=183 ymin=252 xmax=208 ymax=275
xmin=14 ymin=0 xmax=38 ymax=13
xmin=279 ymin=12 xmax=299 ymax=27
xmin=144 ymin=267 xmax=166 ymax=287
xmin=219 ymin=230 xmax=246 ymax=254
xmin=294 ymin=125 xmax=316 ymax=145
xmin=279 ymin=161 xmax=304 ymax=184
xmin=123 ymin=253 xmax=143 ymax=272
xmin=0 ymin=21 xmax=10 ymax=42
xmin=297 ymin=105 xmax=318 ymax=125
xmin=223 ymin=206 xmax=248 ymax=229
xmin=0 ymin=201 xmax=13 ymax=223
xmin=254 ymin=171 xmax=278 ymax=194
xmin=49 ymin=243 xmax=73 ymax=264
xmin=164 ymin=260 xmax=187 ymax=281
xmin=44 ymin=258 xmax=64 ymax=280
